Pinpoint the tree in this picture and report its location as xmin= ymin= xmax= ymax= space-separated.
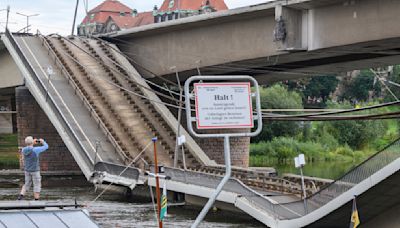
xmin=341 ymin=70 xmax=381 ymax=102
xmin=303 ymin=75 xmax=339 ymax=103
xmin=323 ymin=101 xmax=387 ymax=149
xmin=385 ymin=65 xmax=400 ymax=102
xmin=252 ymin=84 xmax=303 ymax=142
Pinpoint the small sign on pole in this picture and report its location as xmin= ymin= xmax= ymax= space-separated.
xmin=194 ymin=83 xmax=253 ymax=129
xmin=185 ymin=76 xmax=262 ymax=228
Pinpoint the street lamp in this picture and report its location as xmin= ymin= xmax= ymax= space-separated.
xmin=0 ymin=5 xmax=10 ymax=31
xmin=294 ymin=153 xmax=308 ymax=213
xmin=16 ymin=12 xmax=39 ymax=33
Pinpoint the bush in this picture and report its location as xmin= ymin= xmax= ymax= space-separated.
xmin=322 ymin=101 xmax=388 ymax=149
xmin=250 ymin=136 xmax=371 ymax=164
xmin=334 ymin=145 xmax=353 ymax=157
xmin=250 ymin=142 xmax=272 ymax=156
xmin=253 ymin=84 xmax=303 ymax=142
xmin=297 ymin=141 xmax=326 ymax=162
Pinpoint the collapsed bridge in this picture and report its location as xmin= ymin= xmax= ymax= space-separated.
xmin=3 ymin=29 xmax=400 ymax=227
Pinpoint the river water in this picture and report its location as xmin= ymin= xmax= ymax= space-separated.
xmin=0 ymin=175 xmax=263 ymax=228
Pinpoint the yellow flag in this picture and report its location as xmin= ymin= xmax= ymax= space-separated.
xmin=350 ymin=197 xmax=360 ymax=228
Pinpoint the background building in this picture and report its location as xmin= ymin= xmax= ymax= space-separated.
xmin=154 ymin=0 xmax=228 ymax=23
xmin=78 ymin=0 xmax=228 ymax=36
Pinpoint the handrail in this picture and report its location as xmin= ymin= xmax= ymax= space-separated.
xmin=307 ymin=136 xmax=400 ymax=198
xmin=56 ymin=35 xmax=205 ymax=166
xmin=163 ymin=166 xmax=303 ymax=219
xmin=38 ymin=33 xmax=130 ymax=163
xmin=278 ymin=137 xmax=400 ymax=218
xmin=4 ymin=30 xmax=94 ymax=172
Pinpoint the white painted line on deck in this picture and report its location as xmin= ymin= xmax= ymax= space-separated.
xmin=20 ymin=37 xmax=103 ymax=162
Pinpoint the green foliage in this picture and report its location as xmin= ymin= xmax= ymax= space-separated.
xmin=312 ymin=126 xmax=340 ymax=151
xmin=321 ymin=101 xmax=387 ymax=149
xmin=385 ymin=65 xmax=400 ymax=102
xmin=253 ymin=84 xmax=303 ymax=142
xmin=341 ymin=70 xmax=381 ymax=102
xmin=303 ymin=75 xmax=339 ymax=103
xmin=250 ymin=68 xmax=400 ymax=178
xmin=0 ymin=134 xmax=19 ymax=169
xmin=250 ymin=137 xmax=361 ymax=164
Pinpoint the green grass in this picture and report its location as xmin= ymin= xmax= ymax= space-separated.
xmin=0 ymin=134 xmax=19 ymax=169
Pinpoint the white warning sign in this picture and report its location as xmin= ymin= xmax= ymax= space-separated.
xmin=194 ymin=82 xmax=254 ymax=129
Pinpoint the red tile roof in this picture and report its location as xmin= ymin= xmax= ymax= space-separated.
xmin=90 ymin=0 xmax=131 ymax=14
xmin=159 ymin=0 xmax=228 ymax=12
xmin=81 ymin=0 xmax=132 ymax=24
xmin=109 ymin=12 xmax=154 ymax=29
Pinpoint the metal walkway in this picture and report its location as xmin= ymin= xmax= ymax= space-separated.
xmin=3 ymin=30 xmax=400 ymax=227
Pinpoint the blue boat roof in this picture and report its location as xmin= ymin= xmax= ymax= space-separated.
xmin=0 ymin=207 xmax=98 ymax=228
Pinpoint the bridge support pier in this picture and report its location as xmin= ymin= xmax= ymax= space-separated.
xmin=15 ymin=86 xmax=81 ymax=172
xmin=195 ymin=129 xmax=250 ymax=168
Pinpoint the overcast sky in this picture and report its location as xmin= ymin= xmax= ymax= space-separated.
xmin=0 ymin=0 xmax=271 ymax=35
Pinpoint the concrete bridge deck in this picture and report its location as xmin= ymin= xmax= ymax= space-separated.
xmin=105 ymin=0 xmax=400 ymax=83
xmin=3 ymin=29 xmax=400 ymax=227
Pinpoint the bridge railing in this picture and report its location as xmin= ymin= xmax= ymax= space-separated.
xmin=37 ymin=33 xmax=131 ymax=164
xmin=3 ymin=30 xmax=94 ymax=176
xmin=279 ymin=137 xmax=400 ymax=219
xmin=165 ymin=137 xmax=400 ymax=220
xmin=164 ymin=167 xmax=303 ymax=219
xmin=307 ymin=138 xmax=400 ymax=206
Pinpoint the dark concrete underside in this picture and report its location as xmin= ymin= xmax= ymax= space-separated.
xmin=308 ymin=170 xmax=400 ymax=227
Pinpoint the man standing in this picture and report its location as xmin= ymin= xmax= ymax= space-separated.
xmin=18 ymin=136 xmax=49 ymax=200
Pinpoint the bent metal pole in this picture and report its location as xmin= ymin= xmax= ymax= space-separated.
xmin=152 ymin=137 xmax=163 ymax=228
xmin=191 ymin=135 xmax=232 ymax=228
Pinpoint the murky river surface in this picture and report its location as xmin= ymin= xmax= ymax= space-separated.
xmin=0 ymin=175 xmax=263 ymax=228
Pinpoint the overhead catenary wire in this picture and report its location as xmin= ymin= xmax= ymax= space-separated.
xmin=50 ymin=42 xmax=400 ymax=122
xmin=65 ymin=35 xmax=181 ymax=98
xmin=105 ymin=36 xmax=399 ymax=78
xmin=78 ymin=36 xmax=183 ymax=98
xmin=93 ymin=36 xmax=179 ymax=87
xmin=262 ymin=111 xmax=400 ymax=121
xmin=370 ymin=68 xmax=399 ymax=101
xmin=45 ymin=35 xmax=400 ymax=122
xmin=53 ymin=42 xmax=183 ymax=110
xmin=260 ymin=100 xmax=400 ymax=118
xmin=106 ymin=35 xmax=400 ymax=70
xmin=102 ymin=36 xmax=339 ymax=77
xmin=56 ymin=35 xmax=183 ymax=103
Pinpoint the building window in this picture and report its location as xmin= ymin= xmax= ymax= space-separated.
xmin=90 ymin=13 xmax=95 ymax=20
xmin=111 ymin=24 xmax=117 ymax=31
xmin=120 ymin=12 xmax=126 ymax=16
xmin=169 ymin=0 xmax=174 ymax=8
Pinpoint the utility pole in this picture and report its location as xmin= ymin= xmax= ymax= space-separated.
xmin=5 ymin=5 xmax=9 ymax=30
xmin=294 ymin=154 xmax=308 ymax=214
xmin=0 ymin=5 xmax=10 ymax=31
xmin=71 ymin=0 xmax=79 ymax=36
xmin=152 ymin=137 xmax=163 ymax=228
xmin=16 ymin=12 xmax=39 ymax=33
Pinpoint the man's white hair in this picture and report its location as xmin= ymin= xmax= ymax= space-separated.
xmin=25 ymin=136 xmax=34 ymax=145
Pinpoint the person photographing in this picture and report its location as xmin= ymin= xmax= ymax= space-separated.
xmin=18 ymin=136 xmax=49 ymax=200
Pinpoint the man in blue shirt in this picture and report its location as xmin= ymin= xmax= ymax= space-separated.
xmin=18 ymin=136 xmax=49 ymax=200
